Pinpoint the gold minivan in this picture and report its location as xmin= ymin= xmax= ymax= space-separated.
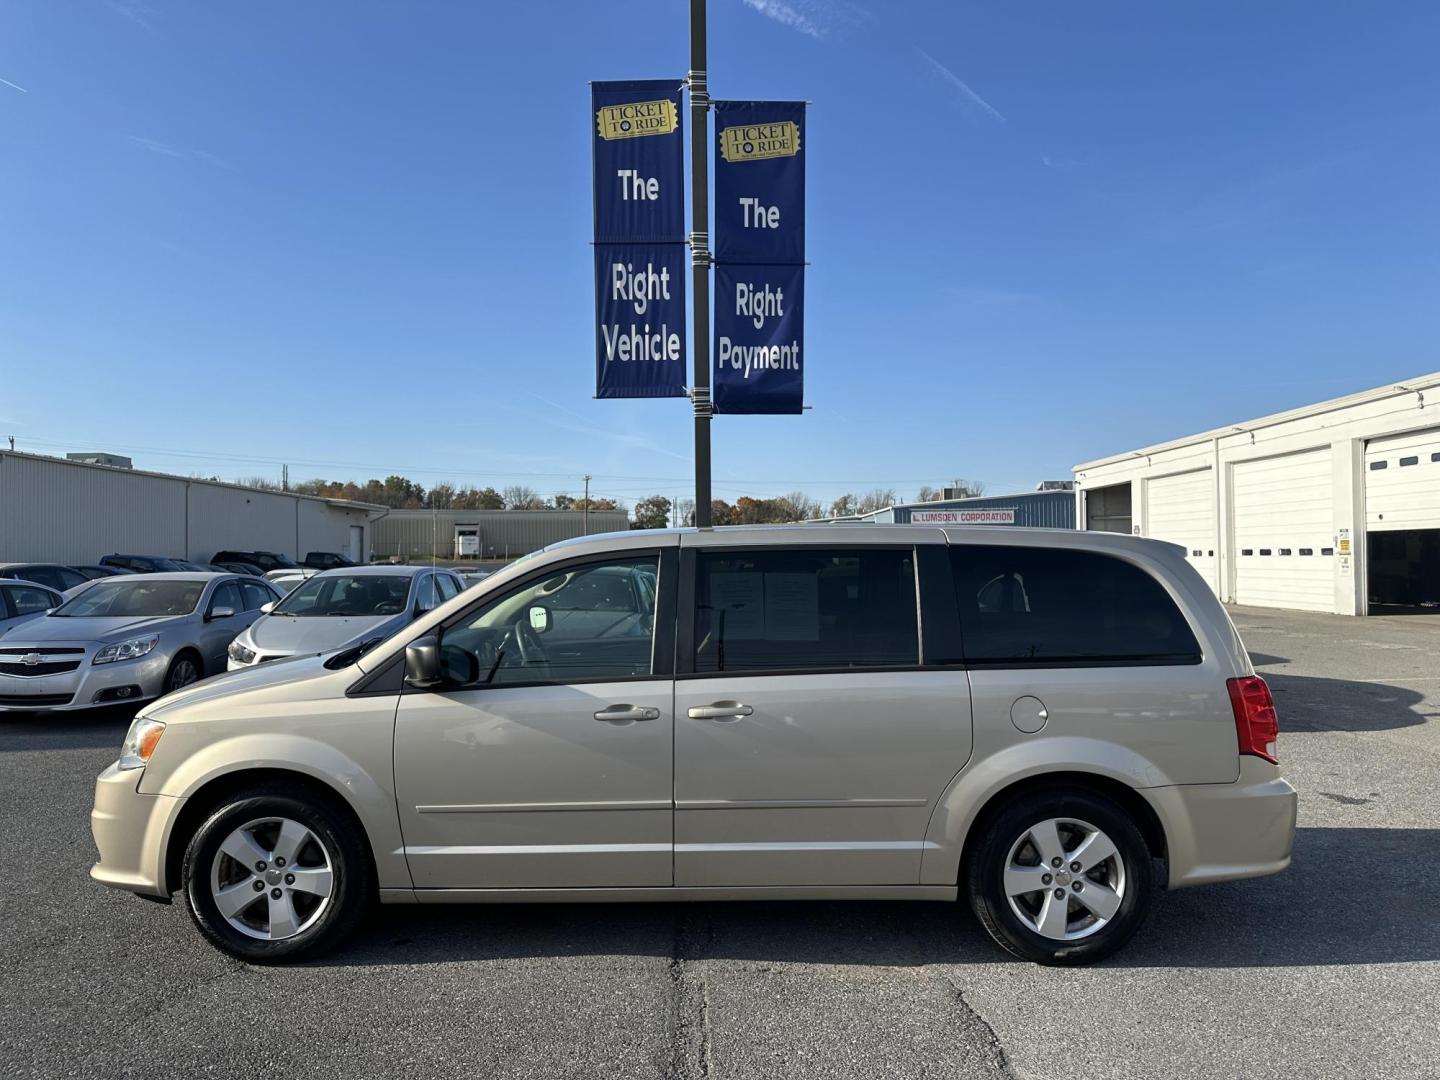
xmin=90 ymin=525 xmax=1296 ymax=965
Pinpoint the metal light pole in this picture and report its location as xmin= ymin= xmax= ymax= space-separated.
xmin=583 ymin=474 xmax=592 ymax=534
xmin=688 ymin=0 xmax=713 ymax=527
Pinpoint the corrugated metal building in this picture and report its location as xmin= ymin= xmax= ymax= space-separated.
xmin=373 ymin=509 xmax=632 ymax=560
xmin=850 ymin=488 xmax=1076 ymax=529
xmin=0 ymin=452 xmax=380 ymax=564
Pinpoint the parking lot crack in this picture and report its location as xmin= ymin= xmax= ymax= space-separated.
xmin=901 ymin=915 xmax=1014 ymax=1079
xmin=930 ymin=968 xmax=1014 ymax=1079
xmin=667 ymin=911 xmax=713 ymax=1079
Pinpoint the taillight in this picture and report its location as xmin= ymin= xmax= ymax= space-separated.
xmin=1226 ymin=675 xmax=1279 ymax=764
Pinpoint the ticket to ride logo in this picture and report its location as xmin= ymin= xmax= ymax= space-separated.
xmin=719 ymin=121 xmax=801 ymax=162
xmin=597 ymin=99 xmax=679 ymax=140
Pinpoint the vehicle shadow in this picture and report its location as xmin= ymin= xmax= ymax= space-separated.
xmin=1263 ymin=671 xmax=1431 ymax=732
xmin=316 ymin=826 xmax=1438 ymax=971
xmin=1246 ymin=651 xmax=1289 ymax=667
xmin=0 ymin=704 xmax=140 ymax=751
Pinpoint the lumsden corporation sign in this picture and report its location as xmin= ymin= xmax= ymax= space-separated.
xmin=911 ymin=508 xmax=1017 ymax=525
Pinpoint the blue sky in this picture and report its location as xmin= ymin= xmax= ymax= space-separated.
xmin=3 ymin=0 xmax=1438 ymax=509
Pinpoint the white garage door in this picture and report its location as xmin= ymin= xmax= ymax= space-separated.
xmin=1232 ymin=449 xmax=1335 ymax=612
xmin=1146 ymin=470 xmax=1218 ymax=593
xmin=1365 ymin=428 xmax=1440 ymax=532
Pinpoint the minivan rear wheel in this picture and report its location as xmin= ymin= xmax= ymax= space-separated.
xmin=965 ymin=788 xmax=1153 ymax=965
xmin=182 ymin=788 xmax=370 ymax=963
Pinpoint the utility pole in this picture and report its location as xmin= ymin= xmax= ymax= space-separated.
xmin=282 ymin=463 xmax=289 ymax=492
xmin=688 ymin=0 xmax=713 ymax=527
xmin=583 ymin=474 xmax=592 ymax=535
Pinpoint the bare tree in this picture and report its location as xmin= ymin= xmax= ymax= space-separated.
xmin=502 ymin=485 xmax=545 ymax=510
xmin=828 ymin=493 xmax=857 ymax=518
xmin=915 ymin=485 xmax=941 ymax=503
xmin=948 ymin=478 xmax=986 ymax=498
xmin=776 ymin=490 xmax=823 ymax=521
xmin=856 ymin=488 xmax=898 ymax=514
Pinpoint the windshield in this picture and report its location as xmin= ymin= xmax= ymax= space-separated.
xmin=54 ymin=579 xmax=204 ymax=618
xmin=139 ymin=557 xmax=184 ymax=571
xmin=272 ymin=574 xmax=412 ymax=617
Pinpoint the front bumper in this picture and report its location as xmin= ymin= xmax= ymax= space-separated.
xmin=90 ymin=762 xmax=184 ymax=898
xmin=1151 ymin=756 xmax=1298 ymax=888
xmin=0 ymin=649 xmax=170 ymax=712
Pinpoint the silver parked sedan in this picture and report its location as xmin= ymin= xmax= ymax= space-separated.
xmin=0 ymin=573 xmax=280 ymax=713
xmin=0 ymin=579 xmax=65 ymax=639
xmin=226 ymin=565 xmax=462 ymax=671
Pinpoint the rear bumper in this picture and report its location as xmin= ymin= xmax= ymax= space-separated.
xmin=1150 ymin=757 xmax=1298 ymax=888
xmin=90 ymin=762 xmax=183 ymax=898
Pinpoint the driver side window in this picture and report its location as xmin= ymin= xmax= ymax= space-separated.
xmin=440 ymin=555 xmax=660 ymax=688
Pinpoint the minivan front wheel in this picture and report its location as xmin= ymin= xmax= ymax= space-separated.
xmin=182 ymin=789 xmax=370 ymax=962
xmin=966 ymin=788 xmax=1152 ymax=965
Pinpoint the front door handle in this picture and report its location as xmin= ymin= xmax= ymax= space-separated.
xmin=687 ymin=702 xmax=754 ymax=720
xmin=594 ymin=705 xmax=660 ymax=723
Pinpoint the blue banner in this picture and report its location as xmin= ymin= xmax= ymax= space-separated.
xmin=592 ymin=80 xmax=687 ymax=398
xmin=712 ymin=101 xmax=806 ymax=414
xmin=592 ymin=80 xmax=685 ymax=244
xmin=713 ymin=101 xmax=805 ymax=264
xmin=595 ymin=244 xmax=687 ymax=399
xmin=713 ymin=263 xmax=804 ymax=415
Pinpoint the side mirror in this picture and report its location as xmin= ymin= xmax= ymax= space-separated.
xmin=528 ymin=605 xmax=551 ymax=634
xmin=207 ymin=606 xmax=235 ymax=622
xmin=405 ymin=635 xmax=442 ymax=688
xmin=260 ymin=601 xmax=275 ymax=614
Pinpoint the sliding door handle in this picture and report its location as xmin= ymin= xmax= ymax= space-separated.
xmin=687 ymin=702 xmax=754 ymax=720
xmin=594 ymin=705 xmax=660 ymax=723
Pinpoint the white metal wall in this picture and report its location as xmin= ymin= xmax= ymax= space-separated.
xmin=1231 ymin=450 xmax=1335 ymax=612
xmin=0 ymin=453 xmax=370 ymax=564
xmin=1074 ymin=373 xmax=1440 ymax=615
xmin=1145 ymin=470 xmax=1217 ymax=593
xmin=1365 ymin=428 xmax=1440 ymax=532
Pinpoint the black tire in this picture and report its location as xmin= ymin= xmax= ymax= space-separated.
xmin=965 ymin=787 xmax=1153 ymax=966
xmin=163 ymin=652 xmax=203 ymax=694
xmin=182 ymin=787 xmax=371 ymax=963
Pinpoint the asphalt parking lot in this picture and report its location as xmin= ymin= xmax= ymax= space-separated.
xmin=2 ymin=605 xmax=1436 ymax=1080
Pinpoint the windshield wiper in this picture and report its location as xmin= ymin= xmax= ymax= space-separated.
xmin=323 ymin=636 xmax=385 ymax=669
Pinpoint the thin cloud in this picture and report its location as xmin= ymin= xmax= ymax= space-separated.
xmin=744 ymin=0 xmax=823 ymax=38
xmin=521 ymin=393 xmax=692 ymax=463
xmin=192 ymin=149 xmax=234 ymax=170
xmin=105 ymin=0 xmax=159 ymax=33
xmin=127 ymin=135 xmax=186 ymax=158
xmin=0 ymin=76 xmax=28 ymax=94
xmin=916 ymin=48 xmax=1006 ymax=123
xmin=125 ymin=136 xmax=233 ymax=168
xmin=740 ymin=0 xmax=871 ymax=40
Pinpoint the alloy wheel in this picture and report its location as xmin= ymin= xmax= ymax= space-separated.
xmin=1002 ymin=817 xmax=1127 ymax=941
xmin=209 ymin=817 xmax=335 ymax=941
xmin=168 ymin=659 xmax=200 ymax=691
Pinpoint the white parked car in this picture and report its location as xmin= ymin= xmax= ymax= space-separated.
xmin=264 ymin=568 xmax=318 ymax=595
xmin=227 ymin=566 xmax=464 ymax=670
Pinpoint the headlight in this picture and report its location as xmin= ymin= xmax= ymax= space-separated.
xmin=228 ymin=639 xmax=256 ymax=665
xmin=93 ymin=636 xmax=161 ymax=665
xmin=117 ymin=717 xmax=166 ymax=770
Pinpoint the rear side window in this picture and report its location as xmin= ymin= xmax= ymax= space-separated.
xmin=208 ymin=581 xmax=243 ymax=614
xmin=950 ymin=546 xmax=1201 ymax=665
xmin=7 ymin=584 xmax=57 ymax=616
xmin=239 ymin=580 xmax=273 ymax=610
xmin=693 ymin=547 xmax=918 ymax=673
xmin=436 ymin=573 xmax=459 ymax=601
